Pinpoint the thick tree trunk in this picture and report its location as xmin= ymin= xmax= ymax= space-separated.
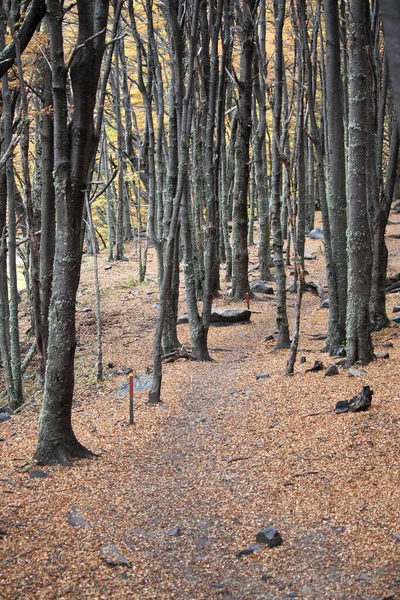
xmin=345 ymin=0 xmax=374 ymax=366
xmin=324 ymin=0 xmax=347 ymax=350
xmin=34 ymin=0 xmax=109 ymax=465
xmin=231 ymin=0 xmax=255 ymax=301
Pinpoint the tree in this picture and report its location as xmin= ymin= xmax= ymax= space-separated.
xmin=34 ymin=0 xmax=110 ymax=465
xmin=345 ymin=0 xmax=374 ymax=366
xmin=381 ymin=1 xmax=400 ymax=123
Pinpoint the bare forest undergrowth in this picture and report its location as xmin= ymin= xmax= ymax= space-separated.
xmin=1 ymin=218 xmax=400 ymax=600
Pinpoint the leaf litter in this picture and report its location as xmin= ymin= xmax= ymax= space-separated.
xmin=1 ymin=218 xmax=400 ymax=599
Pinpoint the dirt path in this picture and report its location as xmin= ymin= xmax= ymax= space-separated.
xmin=1 ymin=230 xmax=400 ymax=599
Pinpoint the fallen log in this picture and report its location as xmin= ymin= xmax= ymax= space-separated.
xmin=177 ymin=308 xmax=251 ymax=325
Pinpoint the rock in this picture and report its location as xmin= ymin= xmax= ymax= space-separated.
xmin=79 ymin=307 xmax=92 ymax=313
xmin=336 ymin=346 xmax=346 ymax=357
xmin=194 ymin=417 xmax=211 ymax=424
xmin=265 ymin=334 xmax=275 ymax=341
xmin=325 ymin=364 xmax=339 ymax=376
xmin=305 ymin=360 xmax=324 ymax=373
xmin=256 ymin=373 xmax=270 ymax=380
xmin=68 ymin=506 xmax=89 ymax=528
xmin=348 ymin=368 xmax=366 ymax=377
xmin=0 ymin=413 xmax=11 ymax=423
xmin=251 ymin=282 xmax=274 ymax=295
xmin=99 ymin=544 xmax=131 ymax=567
xmin=178 ymin=308 xmax=251 ymax=325
xmin=305 ymin=281 xmax=323 ymax=298
xmin=28 ymin=469 xmax=49 ymax=479
xmin=320 ymin=298 xmax=329 ymax=309
xmin=300 ymin=356 xmax=306 ymax=364
xmin=116 ymin=374 xmax=153 ymax=397
xmin=236 ymin=543 xmax=263 ymax=558
xmin=256 ymin=526 xmax=283 ymax=548
xmin=392 ymin=315 xmax=400 ymax=323
xmin=304 ymin=253 xmax=316 ymax=260
xmin=104 ymin=265 xmax=112 ymax=270
xmin=308 ymin=227 xmax=324 ymax=240
xmin=393 ymin=305 xmax=400 ymax=313
xmin=261 ymin=573 xmax=272 ymax=581
xmin=167 ymin=526 xmax=182 ymax=537
xmin=376 ymin=352 xmax=389 ymax=359
xmin=382 ymin=341 xmax=393 ymax=348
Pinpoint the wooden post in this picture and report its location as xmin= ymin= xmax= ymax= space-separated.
xmin=129 ymin=371 xmax=134 ymax=425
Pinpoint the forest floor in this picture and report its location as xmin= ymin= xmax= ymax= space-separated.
xmin=1 ymin=215 xmax=400 ymax=600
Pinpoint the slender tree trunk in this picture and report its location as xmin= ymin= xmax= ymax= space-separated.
xmin=272 ymin=0 xmax=290 ymax=348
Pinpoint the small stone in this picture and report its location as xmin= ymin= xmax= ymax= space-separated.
xmin=194 ymin=417 xmax=210 ymax=424
xmin=376 ymin=352 xmax=389 ymax=359
xmin=393 ymin=305 xmax=400 ymax=313
xmin=256 ymin=526 xmax=283 ymax=548
xmin=392 ymin=315 xmax=400 ymax=323
xmin=236 ymin=543 xmax=262 ymax=558
xmin=304 ymin=253 xmax=316 ymax=260
xmin=79 ymin=307 xmax=92 ymax=313
xmin=336 ymin=346 xmax=347 ymax=357
xmin=261 ymin=573 xmax=272 ymax=581
xmin=325 ymin=364 xmax=339 ymax=377
xmin=230 ymin=389 xmax=239 ymax=395
xmin=104 ymin=265 xmax=112 ymax=270
xmin=68 ymin=507 xmax=89 ymax=528
xmin=348 ymin=368 xmax=366 ymax=377
xmin=28 ymin=469 xmax=49 ymax=479
xmin=0 ymin=413 xmax=11 ymax=423
xmin=309 ymin=227 xmax=324 ymax=240
xmin=320 ymin=298 xmax=329 ymax=309
xmin=265 ymin=334 xmax=275 ymax=341
xmin=256 ymin=373 xmax=270 ymax=380
xmin=167 ymin=526 xmax=182 ymax=537
xmin=99 ymin=544 xmax=131 ymax=567
xmin=300 ymin=356 xmax=306 ymax=364
xmin=382 ymin=341 xmax=394 ymax=348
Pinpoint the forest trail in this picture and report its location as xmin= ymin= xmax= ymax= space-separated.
xmin=1 ymin=226 xmax=400 ymax=599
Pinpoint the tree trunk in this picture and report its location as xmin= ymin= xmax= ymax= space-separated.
xmin=34 ymin=0 xmax=109 ymax=465
xmin=345 ymin=0 xmax=374 ymax=366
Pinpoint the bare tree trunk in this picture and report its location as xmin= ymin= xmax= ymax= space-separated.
xmin=345 ymin=0 xmax=374 ymax=366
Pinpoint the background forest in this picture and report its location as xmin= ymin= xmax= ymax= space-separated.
xmin=0 ymin=2 xmax=399 ymax=464
xmin=1 ymin=1 xmax=400 ymax=598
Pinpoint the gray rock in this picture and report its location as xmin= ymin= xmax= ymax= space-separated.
xmin=392 ymin=305 xmax=400 ymax=313
xmin=256 ymin=373 xmax=270 ymax=380
xmin=309 ymin=227 xmax=324 ymax=240
xmin=167 ymin=526 xmax=182 ymax=537
xmin=0 ymin=413 xmax=11 ymax=423
xmin=68 ymin=506 xmax=89 ymax=528
xmin=99 ymin=544 xmax=131 ymax=567
xmin=336 ymin=346 xmax=347 ymax=357
xmin=256 ymin=526 xmax=283 ymax=548
xmin=382 ymin=341 xmax=394 ymax=348
xmin=265 ymin=334 xmax=275 ymax=341
xmin=376 ymin=352 xmax=389 ymax=359
xmin=251 ymin=282 xmax=274 ymax=295
xmin=393 ymin=315 xmax=400 ymax=323
xmin=79 ymin=307 xmax=92 ymax=313
xmin=304 ymin=253 xmax=316 ymax=260
xmin=325 ymin=364 xmax=339 ymax=377
xmin=194 ymin=417 xmax=211 ymax=424
xmin=300 ymin=356 xmax=306 ymax=364
xmin=178 ymin=308 xmax=251 ymax=325
xmin=348 ymin=368 xmax=366 ymax=377
xmin=236 ymin=543 xmax=263 ymax=558
xmin=104 ymin=265 xmax=112 ymax=270
xmin=116 ymin=374 xmax=153 ymax=397
xmin=28 ymin=469 xmax=49 ymax=479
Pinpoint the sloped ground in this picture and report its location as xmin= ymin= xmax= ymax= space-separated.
xmin=1 ymin=219 xmax=400 ymax=599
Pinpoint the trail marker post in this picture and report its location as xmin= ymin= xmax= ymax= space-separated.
xmin=129 ymin=371 xmax=134 ymax=425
